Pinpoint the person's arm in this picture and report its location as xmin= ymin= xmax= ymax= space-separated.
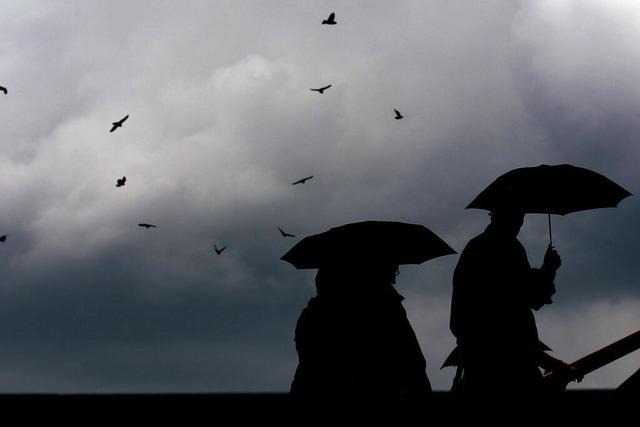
xmin=524 ymin=245 xmax=561 ymax=309
xmin=540 ymin=244 xmax=561 ymax=278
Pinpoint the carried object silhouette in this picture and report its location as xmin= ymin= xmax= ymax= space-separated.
xmin=281 ymin=220 xmax=456 ymax=269
xmin=545 ymin=329 xmax=640 ymax=390
xmin=467 ymin=164 xmax=631 ymax=243
xmin=110 ymin=115 xmax=129 ymax=133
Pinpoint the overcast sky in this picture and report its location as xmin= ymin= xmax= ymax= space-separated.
xmin=0 ymin=0 xmax=639 ymax=392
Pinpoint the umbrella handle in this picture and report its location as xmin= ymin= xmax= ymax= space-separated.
xmin=548 ymin=213 xmax=553 ymax=246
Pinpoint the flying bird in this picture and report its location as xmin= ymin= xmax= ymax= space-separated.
xmin=310 ymin=85 xmax=332 ymax=94
xmin=138 ymin=223 xmax=157 ymax=229
xmin=0 ymin=235 xmax=7 ymax=242
xmin=278 ymin=227 xmax=296 ymax=238
xmin=292 ymin=176 xmax=314 ymax=185
xmin=0 ymin=86 xmax=7 ymax=95
xmin=110 ymin=114 xmax=129 ymax=133
xmin=116 ymin=176 xmax=126 ymax=187
xmin=394 ymin=109 xmax=404 ymax=120
xmin=322 ymin=12 xmax=337 ymax=25
xmin=214 ymin=244 xmax=226 ymax=255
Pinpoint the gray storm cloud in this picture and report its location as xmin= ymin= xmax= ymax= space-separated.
xmin=0 ymin=0 xmax=638 ymax=391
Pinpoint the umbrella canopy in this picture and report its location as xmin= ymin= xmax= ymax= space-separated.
xmin=466 ymin=164 xmax=631 ymax=215
xmin=281 ymin=220 xmax=456 ymax=269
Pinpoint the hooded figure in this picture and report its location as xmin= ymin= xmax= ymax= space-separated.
xmin=449 ymin=208 xmax=578 ymax=392
xmin=290 ymin=261 xmax=431 ymax=400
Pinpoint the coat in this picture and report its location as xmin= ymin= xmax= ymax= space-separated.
xmin=450 ymin=225 xmax=556 ymax=392
xmin=290 ymin=284 xmax=432 ymax=399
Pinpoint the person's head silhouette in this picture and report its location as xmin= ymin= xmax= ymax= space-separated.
xmin=488 ymin=207 xmax=525 ymax=238
xmin=315 ymin=261 xmax=399 ymax=297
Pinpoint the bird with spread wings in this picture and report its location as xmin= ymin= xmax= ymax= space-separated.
xmin=310 ymin=85 xmax=332 ymax=94
xmin=322 ymin=12 xmax=337 ymax=25
xmin=278 ymin=227 xmax=296 ymax=238
xmin=110 ymin=115 xmax=129 ymax=133
xmin=292 ymin=176 xmax=314 ymax=185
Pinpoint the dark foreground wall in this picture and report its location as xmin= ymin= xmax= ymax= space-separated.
xmin=0 ymin=391 xmax=635 ymax=422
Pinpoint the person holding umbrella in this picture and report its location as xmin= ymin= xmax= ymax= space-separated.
xmin=449 ymin=206 xmax=574 ymax=393
xmin=281 ymin=220 xmax=456 ymax=401
xmin=448 ymin=164 xmax=630 ymax=393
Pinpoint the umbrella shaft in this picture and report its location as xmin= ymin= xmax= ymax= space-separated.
xmin=548 ymin=214 xmax=552 ymax=246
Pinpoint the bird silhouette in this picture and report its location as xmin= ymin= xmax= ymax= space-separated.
xmin=138 ymin=223 xmax=157 ymax=229
xmin=310 ymin=85 xmax=332 ymax=94
xmin=292 ymin=176 xmax=314 ymax=185
xmin=110 ymin=115 xmax=129 ymax=133
xmin=278 ymin=227 xmax=296 ymax=238
xmin=0 ymin=86 xmax=7 ymax=95
xmin=214 ymin=244 xmax=226 ymax=255
xmin=394 ymin=109 xmax=404 ymax=120
xmin=116 ymin=176 xmax=126 ymax=187
xmin=322 ymin=12 xmax=337 ymax=25
xmin=0 ymin=235 xmax=7 ymax=242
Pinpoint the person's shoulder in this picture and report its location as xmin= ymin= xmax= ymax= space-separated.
xmin=467 ymin=232 xmax=487 ymax=245
xmin=461 ymin=232 xmax=491 ymax=253
xmin=295 ymin=297 xmax=321 ymax=336
xmin=298 ymin=295 xmax=340 ymax=320
xmin=297 ymin=296 xmax=319 ymax=319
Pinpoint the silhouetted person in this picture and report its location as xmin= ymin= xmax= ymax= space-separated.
xmin=322 ymin=12 xmax=337 ymax=25
xmin=291 ymin=261 xmax=431 ymax=401
xmin=110 ymin=114 xmax=129 ymax=133
xmin=310 ymin=85 xmax=331 ymax=94
xmin=450 ymin=208 xmax=578 ymax=393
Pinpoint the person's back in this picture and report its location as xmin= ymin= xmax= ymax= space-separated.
xmin=291 ymin=263 xmax=431 ymax=400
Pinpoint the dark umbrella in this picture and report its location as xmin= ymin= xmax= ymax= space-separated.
xmin=466 ymin=164 xmax=631 ymax=243
xmin=281 ymin=220 xmax=456 ymax=269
